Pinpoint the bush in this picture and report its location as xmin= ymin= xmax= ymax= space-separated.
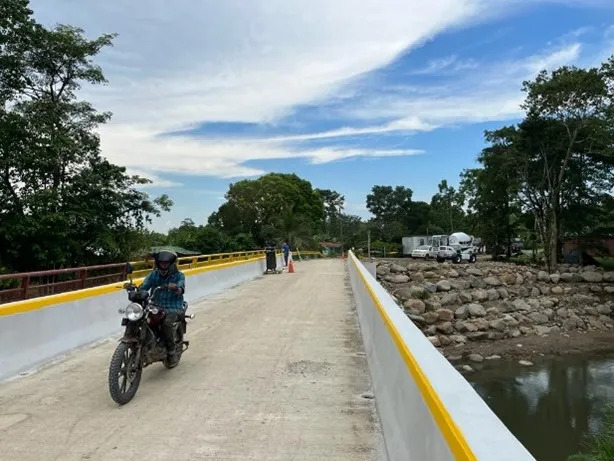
xmin=568 ymin=404 xmax=614 ymax=461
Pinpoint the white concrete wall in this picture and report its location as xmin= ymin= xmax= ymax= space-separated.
xmin=0 ymin=256 xmax=279 ymax=381
xmin=347 ymin=252 xmax=535 ymax=461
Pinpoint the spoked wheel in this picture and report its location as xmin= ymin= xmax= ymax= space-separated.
xmin=109 ymin=343 xmax=142 ymax=405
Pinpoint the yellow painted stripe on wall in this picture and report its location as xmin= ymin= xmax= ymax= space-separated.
xmin=0 ymin=256 xmax=265 ymax=317
xmin=350 ymin=254 xmax=476 ymax=461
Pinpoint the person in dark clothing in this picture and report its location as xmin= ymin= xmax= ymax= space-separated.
xmin=139 ymin=250 xmax=186 ymax=366
xmin=281 ymin=241 xmax=290 ymax=267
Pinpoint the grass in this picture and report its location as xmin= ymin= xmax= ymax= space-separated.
xmin=596 ymin=257 xmax=614 ymax=271
xmin=568 ymin=404 xmax=614 ymax=461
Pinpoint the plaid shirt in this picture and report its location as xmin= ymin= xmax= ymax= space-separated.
xmin=139 ymin=269 xmax=186 ymax=312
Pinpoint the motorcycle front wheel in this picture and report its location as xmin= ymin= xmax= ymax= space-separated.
xmin=108 ymin=342 xmax=142 ymax=405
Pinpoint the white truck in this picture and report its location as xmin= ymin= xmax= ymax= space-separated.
xmin=436 ymin=232 xmax=478 ymax=264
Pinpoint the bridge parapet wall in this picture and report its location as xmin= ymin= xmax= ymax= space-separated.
xmin=0 ymin=255 xmax=282 ymax=380
xmin=347 ymin=251 xmax=534 ymax=461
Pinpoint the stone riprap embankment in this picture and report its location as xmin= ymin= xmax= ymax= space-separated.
xmin=375 ymin=259 xmax=614 ymax=353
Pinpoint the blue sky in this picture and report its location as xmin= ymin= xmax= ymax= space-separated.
xmin=31 ymin=0 xmax=614 ymax=231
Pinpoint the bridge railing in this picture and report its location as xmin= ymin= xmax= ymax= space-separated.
xmin=0 ymin=249 xmax=323 ymax=304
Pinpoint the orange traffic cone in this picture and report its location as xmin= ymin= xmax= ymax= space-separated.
xmin=288 ymin=255 xmax=295 ymax=273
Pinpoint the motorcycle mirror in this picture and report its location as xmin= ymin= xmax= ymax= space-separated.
xmin=125 ymin=262 xmax=134 ymax=275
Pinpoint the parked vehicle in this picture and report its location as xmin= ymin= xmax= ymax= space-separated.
xmin=108 ymin=263 xmax=194 ymax=405
xmin=411 ymin=245 xmax=438 ymax=259
xmin=436 ymin=246 xmax=477 ymax=264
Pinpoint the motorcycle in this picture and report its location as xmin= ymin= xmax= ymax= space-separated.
xmin=108 ymin=262 xmax=194 ymax=405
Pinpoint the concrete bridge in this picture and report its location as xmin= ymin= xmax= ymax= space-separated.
xmin=0 ymin=253 xmax=535 ymax=460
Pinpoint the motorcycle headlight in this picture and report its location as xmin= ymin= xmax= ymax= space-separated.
xmin=125 ymin=303 xmax=144 ymax=321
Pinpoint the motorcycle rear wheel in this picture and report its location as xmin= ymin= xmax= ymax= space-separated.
xmin=109 ymin=342 xmax=142 ymax=405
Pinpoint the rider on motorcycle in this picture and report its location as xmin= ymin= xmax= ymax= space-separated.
xmin=139 ymin=250 xmax=186 ymax=366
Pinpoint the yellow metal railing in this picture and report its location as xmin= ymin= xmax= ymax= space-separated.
xmin=129 ymin=250 xmax=267 ymax=278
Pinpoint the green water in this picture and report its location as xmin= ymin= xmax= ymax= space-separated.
xmin=468 ymin=352 xmax=614 ymax=461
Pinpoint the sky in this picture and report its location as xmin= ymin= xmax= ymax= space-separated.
xmin=30 ymin=0 xmax=614 ymax=232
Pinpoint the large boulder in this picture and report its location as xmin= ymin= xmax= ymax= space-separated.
xmin=604 ymin=272 xmax=614 ymax=282
xmin=424 ymin=299 xmax=442 ymax=312
xmin=436 ymin=308 xmax=455 ymax=322
xmin=550 ymin=274 xmax=561 ymax=284
xmin=489 ymin=319 xmax=507 ymax=332
xmin=467 ymin=303 xmax=487 ymax=318
xmin=436 ymin=321 xmax=454 ymax=334
xmin=428 ymin=336 xmax=441 ymax=347
xmin=448 ymin=269 xmax=460 ymax=278
xmin=394 ymin=287 xmax=413 ymax=301
xmin=391 ymin=274 xmax=410 ymax=284
xmin=501 ymin=273 xmax=517 ymax=285
xmin=411 ymin=272 xmax=425 ymax=283
xmin=560 ymin=273 xmax=574 ymax=283
xmin=512 ymin=299 xmax=531 ymax=312
xmin=424 ymin=282 xmax=438 ymax=293
xmin=423 ymin=312 xmax=439 ymax=324
xmin=440 ymin=293 xmax=459 ymax=306
xmin=516 ymin=274 xmax=525 ymax=285
xmin=487 ymin=288 xmax=500 ymax=301
xmin=528 ymin=312 xmax=549 ymax=325
xmin=470 ymin=277 xmax=487 ymax=289
xmin=409 ymin=286 xmax=427 ymax=298
xmin=538 ymin=271 xmax=550 ymax=282
xmin=597 ymin=305 xmax=612 ymax=315
xmin=551 ymin=286 xmax=564 ymax=295
xmin=456 ymin=321 xmax=479 ymax=333
xmin=472 ymin=289 xmax=489 ymax=302
xmin=436 ymin=280 xmax=452 ymax=292
xmin=377 ymin=265 xmax=391 ymax=276
xmin=404 ymin=299 xmax=426 ymax=314
xmin=497 ymin=287 xmax=510 ymax=299
xmin=467 ymin=267 xmax=483 ymax=277
xmin=455 ymin=305 xmax=469 ymax=320
xmin=484 ymin=276 xmax=502 ymax=287
xmin=582 ymin=271 xmax=604 ymax=283
xmin=459 ymin=291 xmax=473 ymax=304
xmin=390 ymin=263 xmax=407 ymax=273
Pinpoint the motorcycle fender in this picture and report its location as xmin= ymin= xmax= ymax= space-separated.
xmin=119 ymin=337 xmax=139 ymax=344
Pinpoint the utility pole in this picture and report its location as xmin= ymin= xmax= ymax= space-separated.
xmin=368 ymin=230 xmax=371 ymax=259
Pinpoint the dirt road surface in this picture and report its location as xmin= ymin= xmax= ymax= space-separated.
xmin=0 ymin=259 xmax=384 ymax=460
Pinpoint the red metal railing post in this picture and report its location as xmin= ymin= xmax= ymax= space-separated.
xmin=80 ymin=269 xmax=87 ymax=289
xmin=22 ymin=275 xmax=30 ymax=300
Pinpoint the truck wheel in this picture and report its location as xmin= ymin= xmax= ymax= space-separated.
xmin=453 ymin=255 xmax=461 ymax=264
xmin=470 ymin=254 xmax=477 ymax=263
xmin=437 ymin=257 xmax=444 ymax=263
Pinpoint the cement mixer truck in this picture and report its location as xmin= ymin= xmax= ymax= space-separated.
xmin=435 ymin=232 xmax=478 ymax=264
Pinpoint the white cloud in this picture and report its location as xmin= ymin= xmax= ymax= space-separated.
xmin=308 ymin=148 xmax=423 ymax=164
xmin=411 ymin=55 xmax=479 ymax=75
xmin=28 ymin=1 xmax=601 ymax=181
xmin=342 ymin=42 xmax=584 ymax=125
xmin=29 ymin=0 xmax=497 ymax=178
xmin=126 ymin=169 xmax=182 ymax=188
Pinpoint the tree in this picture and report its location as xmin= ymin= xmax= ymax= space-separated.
xmin=0 ymin=12 xmax=172 ymax=271
xmin=460 ymin=134 xmax=521 ymax=257
xmin=316 ymin=188 xmax=345 ymax=239
xmin=516 ymin=59 xmax=614 ymax=268
xmin=209 ymin=173 xmax=324 ymax=246
xmin=430 ymin=180 xmax=466 ymax=234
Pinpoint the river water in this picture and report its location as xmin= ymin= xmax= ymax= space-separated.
xmin=468 ymin=352 xmax=614 ymax=461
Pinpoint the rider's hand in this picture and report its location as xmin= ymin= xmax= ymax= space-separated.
xmin=168 ymin=283 xmax=181 ymax=293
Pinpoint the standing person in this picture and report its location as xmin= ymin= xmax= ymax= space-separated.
xmin=281 ymin=241 xmax=290 ymax=267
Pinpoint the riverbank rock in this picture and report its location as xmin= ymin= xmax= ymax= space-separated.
xmin=374 ymin=257 xmax=614 ymax=351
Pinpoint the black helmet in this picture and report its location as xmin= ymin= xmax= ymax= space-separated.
xmin=154 ymin=250 xmax=177 ymax=276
